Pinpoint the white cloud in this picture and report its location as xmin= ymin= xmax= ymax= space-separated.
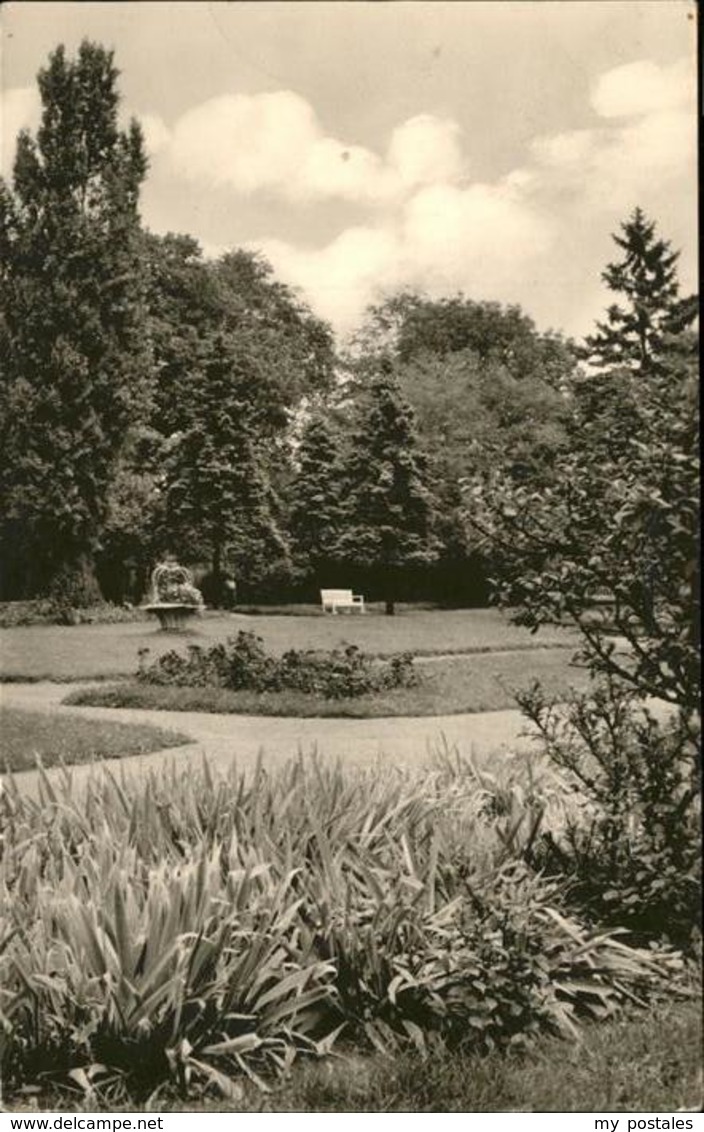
xmin=4 ymin=51 xmax=695 ymax=343
xmin=160 ymin=91 xmax=467 ymax=205
xmin=530 ymin=128 xmax=598 ymax=169
xmin=1 ymin=86 xmax=41 ymax=175
xmin=151 ymin=58 xmax=694 ymax=218
xmin=300 ymin=135 xmax=391 ymax=203
xmin=165 ymin=89 xmax=391 ymax=202
xmin=137 ymin=113 xmax=171 ymax=157
xmin=525 ymin=56 xmax=695 ymax=221
xmin=255 ymin=227 xmax=402 ymax=331
xmin=246 ymin=55 xmax=695 ymax=337
xmin=169 ymin=91 xmax=318 ymax=194
xmin=529 ymin=109 xmax=695 ymax=216
xmin=402 ymin=182 xmax=550 ymax=278
xmin=386 ymin=114 xmax=464 ymax=188
xmin=591 ymin=58 xmax=694 ymax=119
xmin=257 ymin=181 xmax=553 ymax=334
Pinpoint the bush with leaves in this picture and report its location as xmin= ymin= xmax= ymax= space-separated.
xmin=0 ymin=600 xmax=148 ymax=628
xmin=137 ymin=631 xmax=416 ymax=700
xmin=516 ymin=680 xmax=701 ymax=947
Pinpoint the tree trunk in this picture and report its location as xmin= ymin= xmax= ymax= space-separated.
xmin=212 ymin=542 xmax=223 ymax=608
xmin=47 ymin=552 xmax=104 ymax=614
xmin=384 ymin=565 xmax=396 ymax=615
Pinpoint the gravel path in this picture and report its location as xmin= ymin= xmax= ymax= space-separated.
xmin=1 ymin=681 xmax=541 ymax=796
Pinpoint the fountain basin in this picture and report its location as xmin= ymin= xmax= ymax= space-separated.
xmin=143 ymin=603 xmax=202 ymax=632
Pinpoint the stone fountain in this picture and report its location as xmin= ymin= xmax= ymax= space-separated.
xmin=143 ymin=558 xmax=204 ymax=631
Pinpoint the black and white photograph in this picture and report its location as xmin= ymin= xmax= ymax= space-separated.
xmin=0 ymin=0 xmax=700 ymax=1119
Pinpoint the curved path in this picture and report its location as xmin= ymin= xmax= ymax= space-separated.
xmin=1 ymin=681 xmax=542 ymax=797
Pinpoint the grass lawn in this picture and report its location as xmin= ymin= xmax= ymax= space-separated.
xmin=169 ymin=1002 xmax=702 ymax=1113
xmin=9 ymin=1003 xmax=700 ymax=1113
xmin=65 ymin=648 xmax=589 ymax=717
xmin=313 ymin=1003 xmax=702 ymax=1114
xmin=0 ymin=607 xmax=578 ymax=682
xmin=0 ymin=707 xmax=191 ymax=772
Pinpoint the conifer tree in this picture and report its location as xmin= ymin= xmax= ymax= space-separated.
xmin=582 ymin=207 xmax=696 ymax=375
xmin=0 ymin=41 xmax=149 ymax=601
xmin=289 ymin=415 xmax=346 ymax=584
xmin=336 ymin=363 xmax=439 ymax=614
xmin=162 ymin=334 xmax=290 ymax=598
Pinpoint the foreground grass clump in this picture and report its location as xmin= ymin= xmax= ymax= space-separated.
xmin=1 ymin=755 xmax=689 ymax=1106
xmin=0 ymin=707 xmax=190 ymax=772
xmin=66 ymin=649 xmax=589 ymax=717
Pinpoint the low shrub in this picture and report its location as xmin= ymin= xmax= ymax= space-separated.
xmin=0 ymin=599 xmax=60 ymax=627
xmin=516 ymin=679 xmax=701 ymax=948
xmin=0 ymin=600 xmax=146 ymax=628
xmin=1 ymin=756 xmax=689 ymax=1104
xmin=136 ymin=631 xmax=417 ymax=700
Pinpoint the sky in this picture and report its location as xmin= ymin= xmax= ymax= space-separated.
xmin=0 ymin=1 xmax=698 ymax=344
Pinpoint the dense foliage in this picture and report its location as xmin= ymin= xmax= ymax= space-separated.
xmin=0 ymin=39 xmax=581 ymax=611
xmin=1 ymin=757 xmax=686 ymax=1104
xmin=350 ymin=291 xmax=575 ymax=385
xmin=340 ymin=292 xmax=575 ymax=605
xmin=0 ymin=43 xmax=338 ymax=608
xmin=101 ymin=244 xmax=336 ymax=604
xmin=289 ymin=415 xmax=347 ymax=580
xmin=161 ymin=334 xmax=291 ymax=596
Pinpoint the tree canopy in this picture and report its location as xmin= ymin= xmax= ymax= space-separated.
xmin=351 ymin=290 xmax=576 ymax=388
xmin=340 ymin=291 xmax=576 ymax=604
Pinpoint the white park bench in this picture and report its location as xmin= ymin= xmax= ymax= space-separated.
xmin=320 ymin=588 xmax=365 ymax=614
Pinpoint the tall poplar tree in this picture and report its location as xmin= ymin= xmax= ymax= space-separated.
xmin=0 ymin=41 xmax=149 ymax=601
